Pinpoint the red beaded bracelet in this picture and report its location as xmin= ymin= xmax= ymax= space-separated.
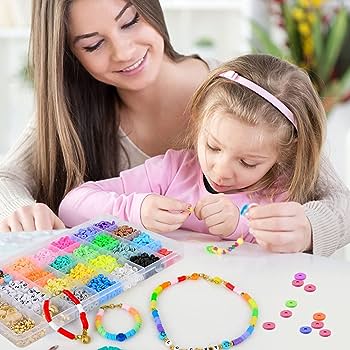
xmin=43 ymin=289 xmax=91 ymax=344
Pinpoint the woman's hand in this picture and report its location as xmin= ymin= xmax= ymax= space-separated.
xmin=141 ymin=194 xmax=191 ymax=233
xmin=0 ymin=203 xmax=65 ymax=232
xmin=194 ymin=194 xmax=239 ymax=237
xmin=248 ymin=202 xmax=312 ymax=253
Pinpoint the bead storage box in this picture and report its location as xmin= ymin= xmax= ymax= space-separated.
xmin=0 ymin=216 xmax=183 ymax=347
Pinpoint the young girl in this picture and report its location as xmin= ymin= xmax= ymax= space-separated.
xmin=59 ymin=54 xmax=326 ymax=253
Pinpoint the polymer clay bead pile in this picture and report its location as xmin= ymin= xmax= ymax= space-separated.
xmin=0 ymin=216 xmax=182 ymax=347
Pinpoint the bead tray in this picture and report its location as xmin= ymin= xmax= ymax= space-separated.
xmin=0 ymin=216 xmax=183 ymax=347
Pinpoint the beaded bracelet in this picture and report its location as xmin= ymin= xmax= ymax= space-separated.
xmin=150 ymin=273 xmax=258 ymax=349
xmin=95 ymin=303 xmax=142 ymax=342
xmin=43 ymin=289 xmax=90 ymax=344
xmin=206 ymin=203 xmax=258 ymax=255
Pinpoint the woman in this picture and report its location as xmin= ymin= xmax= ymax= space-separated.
xmin=0 ymin=0 xmax=349 ymax=257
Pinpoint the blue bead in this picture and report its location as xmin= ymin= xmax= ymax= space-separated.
xmin=222 ymin=340 xmax=231 ymax=349
xmin=300 ymin=326 xmax=312 ymax=334
xmin=247 ymin=325 xmax=255 ymax=334
xmin=116 ymin=333 xmax=127 ymax=342
xmin=240 ymin=203 xmax=250 ymax=216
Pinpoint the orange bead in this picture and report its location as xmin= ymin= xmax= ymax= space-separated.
xmin=190 ymin=273 xmax=200 ymax=280
xmin=313 ymin=312 xmax=326 ymax=321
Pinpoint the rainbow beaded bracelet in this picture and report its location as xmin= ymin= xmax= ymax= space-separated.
xmin=150 ymin=273 xmax=258 ymax=349
xmin=95 ymin=303 xmax=142 ymax=342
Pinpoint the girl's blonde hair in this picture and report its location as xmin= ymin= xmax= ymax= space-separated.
xmin=186 ymin=54 xmax=326 ymax=203
xmin=30 ymin=0 xmax=186 ymax=212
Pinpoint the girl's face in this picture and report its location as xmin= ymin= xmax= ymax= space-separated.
xmin=68 ymin=0 xmax=165 ymax=91
xmin=197 ymin=112 xmax=279 ymax=193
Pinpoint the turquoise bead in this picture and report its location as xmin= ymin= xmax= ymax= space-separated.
xmin=222 ymin=340 xmax=231 ymax=349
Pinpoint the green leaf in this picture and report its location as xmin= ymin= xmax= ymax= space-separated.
xmin=337 ymin=66 xmax=350 ymax=99
xmin=282 ymin=3 xmax=302 ymax=64
xmin=251 ymin=20 xmax=286 ymax=58
xmin=319 ymin=8 xmax=348 ymax=81
xmin=312 ymin=12 xmax=323 ymax=69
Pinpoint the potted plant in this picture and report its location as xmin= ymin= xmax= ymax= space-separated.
xmin=251 ymin=0 xmax=350 ymax=115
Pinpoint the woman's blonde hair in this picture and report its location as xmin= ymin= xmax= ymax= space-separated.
xmin=186 ymin=54 xmax=326 ymax=203
xmin=30 ymin=0 xmax=185 ymax=212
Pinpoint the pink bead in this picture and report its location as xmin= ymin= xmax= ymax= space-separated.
xmin=304 ymin=284 xmax=316 ymax=292
xmin=319 ymin=329 xmax=331 ymax=337
xmin=292 ymin=279 xmax=304 ymax=287
xmin=311 ymin=321 xmax=324 ymax=329
xmin=262 ymin=322 xmax=275 ymax=330
xmin=280 ymin=310 xmax=292 ymax=318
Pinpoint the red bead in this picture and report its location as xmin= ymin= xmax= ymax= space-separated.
xmin=58 ymin=327 xmax=76 ymax=340
xmin=80 ymin=312 xmax=89 ymax=330
xmin=178 ymin=276 xmax=187 ymax=282
xmin=43 ymin=300 xmax=53 ymax=322
xmin=225 ymin=282 xmax=235 ymax=291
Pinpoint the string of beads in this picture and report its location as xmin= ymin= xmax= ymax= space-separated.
xmin=95 ymin=303 xmax=142 ymax=342
xmin=150 ymin=273 xmax=259 ymax=349
xmin=43 ymin=289 xmax=90 ymax=344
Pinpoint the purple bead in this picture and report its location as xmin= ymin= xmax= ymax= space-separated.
xmin=233 ymin=337 xmax=244 ymax=345
xmin=157 ymin=324 xmax=165 ymax=333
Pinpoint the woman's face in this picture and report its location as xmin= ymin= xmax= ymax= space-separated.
xmin=68 ymin=0 xmax=165 ymax=91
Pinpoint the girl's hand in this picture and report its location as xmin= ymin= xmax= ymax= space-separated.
xmin=248 ymin=202 xmax=312 ymax=253
xmin=0 ymin=203 xmax=65 ymax=232
xmin=141 ymin=194 xmax=191 ymax=233
xmin=194 ymin=194 xmax=239 ymax=237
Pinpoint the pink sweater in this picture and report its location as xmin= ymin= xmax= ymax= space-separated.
xmin=59 ymin=150 xmax=281 ymax=242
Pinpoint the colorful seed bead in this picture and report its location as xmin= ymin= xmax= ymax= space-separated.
xmin=94 ymin=221 xmax=118 ymax=231
xmin=73 ymin=227 xmax=100 ymax=240
xmin=50 ymin=255 xmax=77 ymax=274
xmin=24 ymin=269 xmax=53 ymax=283
xmin=51 ymin=236 xmax=79 ymax=251
xmin=110 ymin=225 xmax=136 ymax=238
xmin=69 ymin=263 xmax=96 ymax=283
xmin=44 ymin=277 xmax=73 ymax=295
xmin=112 ymin=241 xmax=139 ymax=259
xmin=150 ymin=273 xmax=258 ymax=349
xmin=73 ymin=244 xmax=99 ymax=260
xmin=90 ymin=233 xmax=120 ymax=250
xmin=8 ymin=258 xmax=38 ymax=274
xmin=63 ymin=287 xmax=93 ymax=304
xmin=32 ymin=248 xmax=58 ymax=265
xmin=88 ymin=255 xmax=121 ymax=273
xmin=130 ymin=253 xmax=160 ymax=267
xmin=95 ymin=303 xmax=142 ymax=342
xmin=87 ymin=274 xmax=116 ymax=292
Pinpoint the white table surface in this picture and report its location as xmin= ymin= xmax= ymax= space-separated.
xmin=1 ymin=230 xmax=349 ymax=350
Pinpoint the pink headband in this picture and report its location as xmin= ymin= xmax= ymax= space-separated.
xmin=219 ymin=71 xmax=297 ymax=131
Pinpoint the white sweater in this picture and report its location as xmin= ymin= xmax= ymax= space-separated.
xmin=1 ymin=59 xmax=350 ymax=257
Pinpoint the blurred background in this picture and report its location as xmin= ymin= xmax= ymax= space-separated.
xmin=0 ymin=0 xmax=349 ymax=254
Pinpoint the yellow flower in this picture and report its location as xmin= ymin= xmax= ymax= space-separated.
xmin=298 ymin=0 xmax=311 ymax=8
xmin=298 ymin=22 xmax=311 ymax=36
xmin=310 ymin=0 xmax=325 ymax=8
xmin=303 ymin=38 xmax=314 ymax=56
xmin=307 ymin=13 xmax=317 ymax=24
xmin=292 ymin=7 xmax=306 ymax=21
